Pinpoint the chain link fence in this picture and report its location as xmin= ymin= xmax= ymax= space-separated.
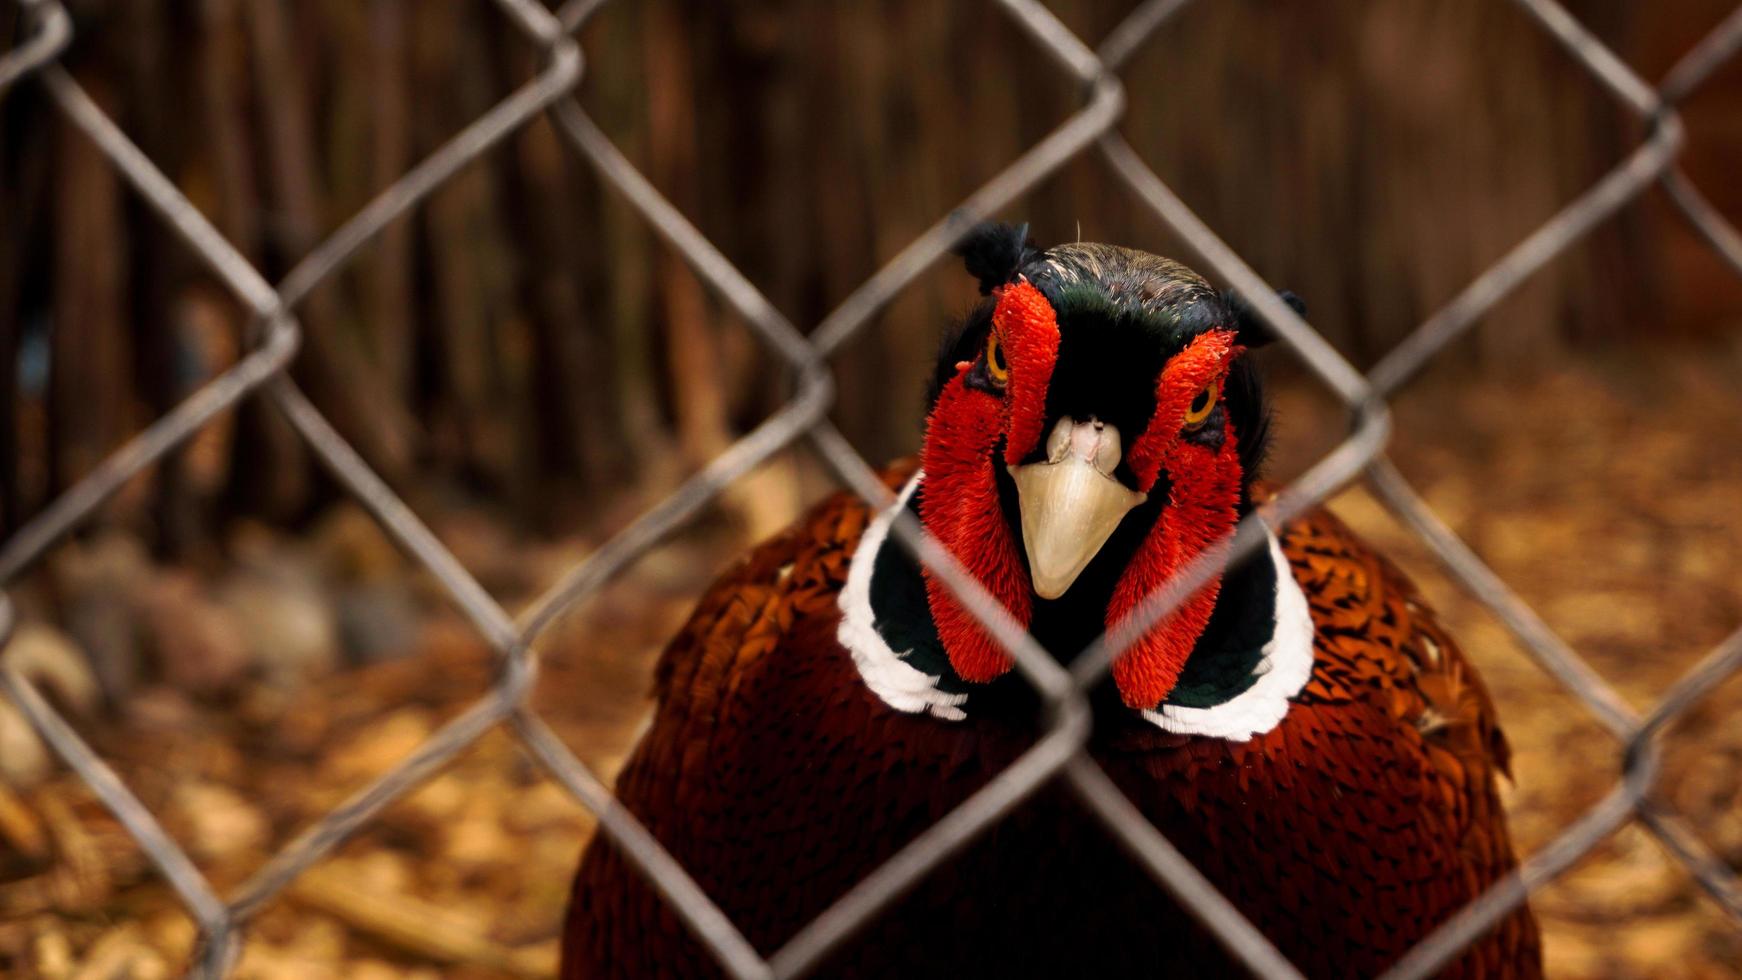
xmin=3 ymin=0 xmax=1741 ymax=976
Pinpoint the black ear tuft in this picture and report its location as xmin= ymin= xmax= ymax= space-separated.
xmin=955 ymin=222 xmax=1040 ymax=295
xmin=1221 ymin=288 xmax=1307 ymax=349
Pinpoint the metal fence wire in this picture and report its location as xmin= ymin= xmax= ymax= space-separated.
xmin=3 ymin=0 xmax=1742 ymax=976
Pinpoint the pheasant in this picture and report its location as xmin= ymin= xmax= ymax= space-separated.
xmin=562 ymin=225 xmax=1542 ymax=978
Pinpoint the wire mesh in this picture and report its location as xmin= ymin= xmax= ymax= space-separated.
xmin=1 ymin=0 xmax=1739 ymax=977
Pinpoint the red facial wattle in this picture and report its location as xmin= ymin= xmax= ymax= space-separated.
xmin=919 ymin=369 xmax=1031 ymax=682
xmin=1107 ymin=414 xmax=1243 ymax=709
xmin=1109 ymin=328 xmax=1245 ymax=709
xmin=918 ymin=279 xmax=1059 ymax=682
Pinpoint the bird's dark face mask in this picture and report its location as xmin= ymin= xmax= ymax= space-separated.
xmin=918 ymin=276 xmax=1247 ymax=711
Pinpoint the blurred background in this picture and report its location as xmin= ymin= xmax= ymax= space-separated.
xmin=1 ymin=0 xmax=1741 ymax=977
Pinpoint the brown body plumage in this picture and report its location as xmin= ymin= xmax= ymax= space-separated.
xmin=562 ymin=466 xmax=1541 ymax=977
xmin=564 ymin=227 xmax=1539 ymax=977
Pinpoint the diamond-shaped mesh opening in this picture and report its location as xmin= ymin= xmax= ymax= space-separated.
xmin=3 ymin=0 xmax=1741 ymax=976
xmin=1111 ymin=1 xmax=1649 ymax=363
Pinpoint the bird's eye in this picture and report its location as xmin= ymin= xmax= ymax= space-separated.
xmin=1182 ymin=380 xmax=1219 ymax=430
xmin=985 ymin=331 xmax=1009 ymax=388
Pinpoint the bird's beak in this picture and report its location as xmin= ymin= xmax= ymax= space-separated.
xmin=1008 ymin=416 xmax=1148 ymax=600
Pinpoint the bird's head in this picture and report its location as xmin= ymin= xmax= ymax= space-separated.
xmin=917 ymin=223 xmax=1284 ymax=711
